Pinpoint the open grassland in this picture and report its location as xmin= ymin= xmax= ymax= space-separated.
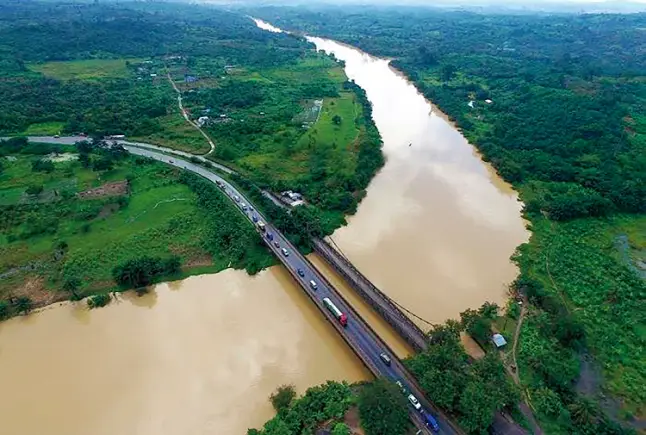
xmin=21 ymin=121 xmax=66 ymax=136
xmin=29 ymin=58 xmax=142 ymax=80
xmin=131 ymin=113 xmax=212 ymax=154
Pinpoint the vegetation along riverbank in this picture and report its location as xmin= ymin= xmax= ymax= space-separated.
xmin=250 ymin=5 xmax=646 ymax=434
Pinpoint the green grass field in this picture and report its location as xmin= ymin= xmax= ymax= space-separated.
xmin=29 ymin=58 xmax=142 ymax=80
xmin=21 ymin=121 xmax=65 ymax=135
xmin=132 ymin=112 xmax=211 ymax=154
xmin=200 ymin=52 xmax=363 ymax=189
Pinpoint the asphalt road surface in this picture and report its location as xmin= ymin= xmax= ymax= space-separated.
xmin=124 ymin=146 xmax=458 ymax=435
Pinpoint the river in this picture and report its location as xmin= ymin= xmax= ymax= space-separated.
xmin=256 ymin=18 xmax=528 ymax=326
xmin=0 ymin=20 xmax=527 ymax=435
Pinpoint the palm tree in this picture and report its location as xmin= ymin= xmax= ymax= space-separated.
xmin=568 ymin=397 xmax=599 ymax=427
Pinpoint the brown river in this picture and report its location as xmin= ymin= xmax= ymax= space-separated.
xmin=0 ymin=21 xmax=527 ymax=435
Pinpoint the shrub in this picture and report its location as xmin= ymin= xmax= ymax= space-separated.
xmin=31 ymin=159 xmax=54 ymax=173
xmin=0 ymin=301 xmax=10 ymax=319
xmin=87 ymin=293 xmax=111 ymax=309
xmin=25 ymin=184 xmax=44 ymax=196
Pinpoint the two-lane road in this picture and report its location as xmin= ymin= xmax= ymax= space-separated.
xmin=124 ymin=146 xmax=458 ymax=435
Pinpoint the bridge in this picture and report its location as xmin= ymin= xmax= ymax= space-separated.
xmin=312 ymin=237 xmax=430 ymax=352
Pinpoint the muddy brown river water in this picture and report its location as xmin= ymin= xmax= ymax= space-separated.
xmin=0 ymin=21 xmax=528 ymax=435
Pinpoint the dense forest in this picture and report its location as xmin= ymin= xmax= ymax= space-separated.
xmin=0 ymin=1 xmax=309 ymax=136
xmin=249 ymin=5 xmax=646 ymax=434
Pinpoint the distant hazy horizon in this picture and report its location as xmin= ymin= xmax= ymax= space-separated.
xmin=192 ymin=0 xmax=646 ymax=13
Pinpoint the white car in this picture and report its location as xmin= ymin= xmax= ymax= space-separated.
xmin=408 ymin=394 xmax=422 ymax=411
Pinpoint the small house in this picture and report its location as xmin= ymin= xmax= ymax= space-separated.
xmin=492 ymin=333 xmax=507 ymax=348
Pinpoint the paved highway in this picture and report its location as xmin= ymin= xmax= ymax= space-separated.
xmin=123 ymin=146 xmax=458 ymax=435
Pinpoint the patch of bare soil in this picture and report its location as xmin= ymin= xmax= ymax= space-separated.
xmin=183 ymin=256 xmax=213 ymax=268
xmin=97 ymin=203 xmax=120 ymax=219
xmin=77 ymin=180 xmax=128 ymax=199
xmin=344 ymin=407 xmax=365 ymax=435
xmin=12 ymin=276 xmax=64 ymax=306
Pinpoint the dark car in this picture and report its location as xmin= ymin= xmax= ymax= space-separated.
xmin=273 ymin=241 xmax=280 ymax=248
xmin=422 ymin=411 xmax=440 ymax=432
xmin=379 ymin=352 xmax=392 ymax=366
xmin=266 ymin=232 xmax=274 ymax=241
xmin=297 ymin=268 xmax=305 ymax=277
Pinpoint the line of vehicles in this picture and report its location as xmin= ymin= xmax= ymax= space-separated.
xmin=396 ymin=382 xmax=440 ymax=432
xmin=219 ymin=178 xmax=440 ymax=434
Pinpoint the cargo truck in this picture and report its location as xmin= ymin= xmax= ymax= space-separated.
xmin=322 ymin=297 xmax=347 ymax=327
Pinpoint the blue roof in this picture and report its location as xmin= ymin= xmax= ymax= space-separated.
xmin=492 ymin=333 xmax=507 ymax=348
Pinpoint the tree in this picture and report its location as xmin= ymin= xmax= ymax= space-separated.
xmin=92 ymin=156 xmax=114 ymax=172
xmin=568 ymin=397 xmax=600 ymax=428
xmin=532 ymin=387 xmax=563 ymax=417
xmin=332 ymin=114 xmax=342 ymax=125
xmin=478 ymin=302 xmax=499 ymax=319
xmin=457 ymin=381 xmax=497 ymax=433
xmin=112 ymin=255 xmax=181 ymax=288
xmin=269 ymin=384 xmax=296 ymax=415
xmin=63 ymin=277 xmax=82 ymax=299
xmin=358 ymin=379 xmax=409 ymax=435
xmin=14 ymin=296 xmax=33 ymax=314
xmin=31 ymin=159 xmax=54 ymax=173
xmin=440 ymin=64 xmax=457 ymax=81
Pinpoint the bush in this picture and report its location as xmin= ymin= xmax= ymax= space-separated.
xmin=331 ymin=423 xmax=351 ymax=435
xmin=87 ymin=293 xmax=111 ymax=309
xmin=25 ymin=184 xmax=44 ymax=196
xmin=63 ymin=277 xmax=81 ymax=293
xmin=14 ymin=296 xmax=33 ymax=314
xmin=0 ymin=301 xmax=10 ymax=319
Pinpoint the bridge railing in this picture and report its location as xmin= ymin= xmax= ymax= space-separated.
xmin=312 ymin=238 xmax=429 ymax=352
